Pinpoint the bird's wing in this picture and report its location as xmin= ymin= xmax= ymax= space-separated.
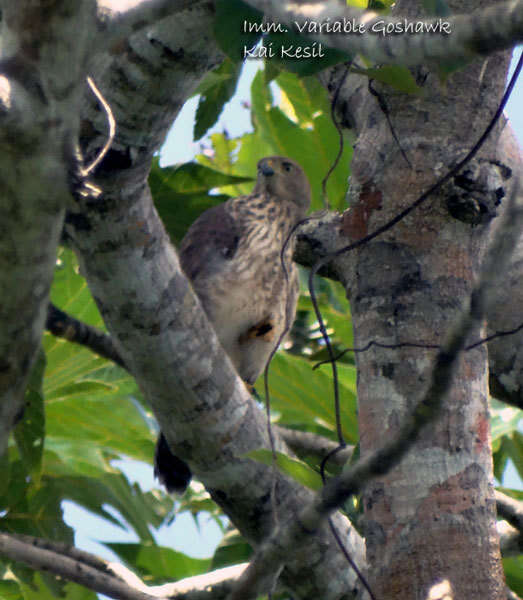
xmin=178 ymin=199 xmax=243 ymax=282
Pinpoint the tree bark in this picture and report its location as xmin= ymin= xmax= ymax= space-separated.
xmin=319 ymin=0 xmax=513 ymax=593
xmin=0 ymin=0 xmax=97 ymax=453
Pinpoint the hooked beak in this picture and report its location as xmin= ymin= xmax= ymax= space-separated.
xmin=260 ymin=161 xmax=274 ymax=176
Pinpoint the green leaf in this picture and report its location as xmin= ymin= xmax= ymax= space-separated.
xmin=0 ymin=450 xmax=10 ymax=499
xmin=211 ymin=530 xmax=252 ymax=570
xmin=276 ymin=71 xmax=329 ymax=123
xmin=496 ymin=486 xmax=523 ymax=501
xmin=503 ymin=556 xmax=523 ymax=597
xmin=50 ymin=247 xmax=103 ymax=329
xmin=213 ymin=0 xmax=263 ymax=61
xmin=194 ymin=59 xmax=243 ymax=140
xmin=43 ymin=349 xmax=151 ymax=464
xmin=46 ymin=380 xmax=115 ymax=400
xmin=259 ymin=352 xmax=358 ymax=444
xmin=14 ymin=349 xmax=46 ymax=486
xmin=247 ymin=449 xmax=323 ymax=490
xmin=298 ymin=274 xmax=354 ymax=352
xmin=352 ymin=65 xmax=422 ymax=94
xmin=105 ymin=543 xmax=211 ymax=584
xmin=0 ymin=579 xmax=23 ymax=600
xmin=150 ymin=158 xmax=253 ymax=243
xmin=0 ymin=460 xmax=74 ymax=543
xmin=17 ymin=573 xmax=97 ymax=600
xmin=502 ymin=431 xmax=523 ymax=481
xmin=46 ymin=473 xmax=169 ymax=542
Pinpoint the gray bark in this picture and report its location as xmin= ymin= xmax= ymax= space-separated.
xmin=0 ymin=0 xmax=98 ymax=453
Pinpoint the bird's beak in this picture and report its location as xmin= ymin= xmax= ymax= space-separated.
xmin=260 ymin=161 xmax=274 ymax=176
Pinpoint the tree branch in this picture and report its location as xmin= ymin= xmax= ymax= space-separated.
xmin=46 ymin=303 xmax=126 ymax=368
xmin=495 ymin=490 xmax=523 ymax=557
xmin=228 ymin=180 xmax=523 ymax=600
xmin=498 ymin=520 xmax=523 ymax=557
xmin=146 ymin=564 xmax=249 ymax=600
xmin=0 ymin=0 xmax=98 ymax=454
xmin=244 ymin=0 xmax=523 ymax=65
xmin=97 ymin=0 xmax=204 ymax=50
xmin=2 ymin=533 xmax=250 ymax=600
xmin=0 ymin=533 xmax=157 ymax=600
xmin=276 ymin=426 xmax=353 ymax=467
xmin=495 ymin=490 xmax=523 ymax=533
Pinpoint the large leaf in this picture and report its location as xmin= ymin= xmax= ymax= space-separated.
xmin=16 ymin=573 xmax=96 ymax=600
xmin=247 ymin=449 xmax=323 ymax=490
xmin=47 ymin=473 xmax=169 ymax=542
xmin=0 ymin=580 xmax=23 ymax=600
xmin=210 ymin=529 xmax=252 ymax=570
xmin=490 ymin=400 xmax=522 ymax=446
xmin=0 ymin=460 xmax=74 ymax=543
xmin=194 ymin=59 xmax=243 ymax=140
xmin=43 ymin=319 xmax=152 ymax=465
xmin=298 ymin=273 xmax=355 ymax=355
xmin=351 ymin=65 xmax=422 ymax=95
xmin=105 ymin=543 xmax=210 ymax=584
xmin=259 ymin=352 xmax=358 ymax=444
xmin=50 ymin=247 xmax=103 ymax=328
xmin=149 ymin=158 xmax=253 ymax=243
xmin=490 ymin=399 xmax=522 ymax=482
xmin=503 ymin=556 xmax=523 ymax=597
xmin=213 ymin=0 xmax=263 ymax=61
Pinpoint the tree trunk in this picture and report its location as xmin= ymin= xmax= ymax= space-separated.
xmin=330 ymin=28 xmax=512 ymax=600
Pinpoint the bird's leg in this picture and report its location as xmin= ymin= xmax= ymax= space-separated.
xmin=239 ymin=316 xmax=275 ymax=343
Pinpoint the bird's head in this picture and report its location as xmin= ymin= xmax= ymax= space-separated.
xmin=254 ymin=156 xmax=311 ymax=217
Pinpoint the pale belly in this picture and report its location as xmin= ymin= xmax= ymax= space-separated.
xmin=194 ymin=262 xmax=297 ymax=385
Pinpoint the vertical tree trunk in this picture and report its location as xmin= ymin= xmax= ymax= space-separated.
xmin=340 ymin=47 xmax=511 ymax=598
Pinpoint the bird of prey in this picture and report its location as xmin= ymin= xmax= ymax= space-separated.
xmin=155 ymin=156 xmax=311 ymax=493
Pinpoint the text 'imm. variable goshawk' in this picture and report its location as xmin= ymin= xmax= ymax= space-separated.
xmin=155 ymin=156 xmax=311 ymax=493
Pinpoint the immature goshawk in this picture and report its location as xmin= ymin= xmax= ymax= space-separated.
xmin=155 ymin=156 xmax=311 ymax=492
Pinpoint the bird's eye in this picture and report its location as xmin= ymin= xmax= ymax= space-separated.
xmin=283 ymin=162 xmax=292 ymax=172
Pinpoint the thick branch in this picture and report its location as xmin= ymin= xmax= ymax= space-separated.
xmin=498 ymin=521 xmax=523 ymax=557
xmin=147 ymin=564 xmax=248 ymax=600
xmin=46 ymin=303 xmax=126 ymax=368
xmin=244 ymin=0 xmax=523 ymax=65
xmin=0 ymin=0 xmax=97 ymax=454
xmin=97 ymin=0 xmax=203 ymax=50
xmin=495 ymin=490 xmax=523 ymax=533
xmin=276 ymin=426 xmax=353 ymax=467
xmin=3 ymin=533 xmax=251 ymax=600
xmin=0 ymin=533 xmax=156 ymax=600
